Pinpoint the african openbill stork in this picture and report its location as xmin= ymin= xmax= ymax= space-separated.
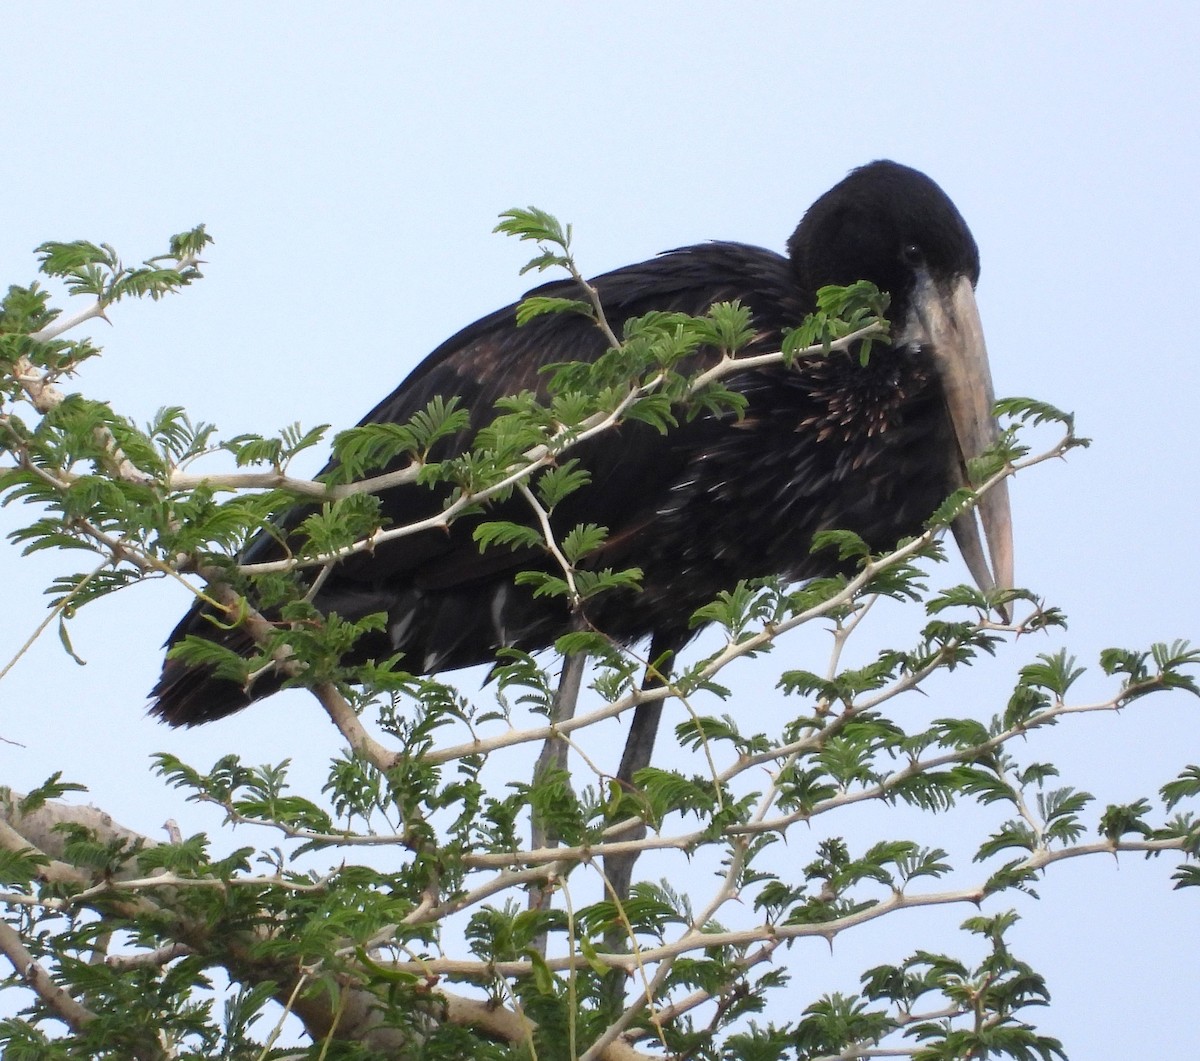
xmin=151 ymin=161 xmax=1012 ymax=810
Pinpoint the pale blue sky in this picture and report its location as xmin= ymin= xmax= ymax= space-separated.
xmin=3 ymin=4 xmax=1198 ymax=1056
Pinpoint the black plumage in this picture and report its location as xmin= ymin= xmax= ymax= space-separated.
xmin=151 ymin=161 xmax=1012 ymax=736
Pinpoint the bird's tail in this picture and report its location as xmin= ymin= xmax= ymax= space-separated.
xmin=149 ymin=606 xmax=281 ymax=727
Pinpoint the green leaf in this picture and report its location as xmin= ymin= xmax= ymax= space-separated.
xmin=494 ymin=206 xmax=572 ymax=249
xmin=1162 ymin=766 xmax=1200 ymax=811
xmin=56 ymin=615 xmax=87 ymax=666
xmin=1099 ymin=799 xmax=1153 ymax=842
xmin=514 ymin=295 xmax=593 ymax=326
xmin=18 ymin=772 xmax=88 ymax=814
xmin=473 ymin=520 xmax=544 ymax=552
xmin=534 ymin=459 xmax=591 ymax=509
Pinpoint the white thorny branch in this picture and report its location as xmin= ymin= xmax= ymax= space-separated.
xmin=0 ymin=776 xmax=1186 ymax=1060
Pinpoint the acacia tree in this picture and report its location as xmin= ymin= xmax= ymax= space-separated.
xmin=0 ymin=220 xmax=1196 ymax=1060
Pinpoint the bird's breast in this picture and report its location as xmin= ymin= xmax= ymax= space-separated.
xmin=614 ymin=346 xmax=954 ymax=590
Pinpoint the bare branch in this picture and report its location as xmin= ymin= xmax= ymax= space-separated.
xmin=311 ymin=680 xmax=396 ymax=771
xmin=0 ymin=920 xmax=99 ymax=1033
xmin=105 ymin=942 xmax=193 ymax=972
xmin=437 ymin=988 xmax=649 ymax=1060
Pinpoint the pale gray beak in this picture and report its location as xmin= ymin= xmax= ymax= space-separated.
xmin=903 ymin=272 xmax=1014 ymax=613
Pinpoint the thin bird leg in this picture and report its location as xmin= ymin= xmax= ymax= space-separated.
xmin=534 ymin=647 xmax=588 ymax=783
xmin=615 ymin=699 xmax=664 ymax=785
xmin=602 ymin=702 xmax=661 ymax=906
xmin=527 ymin=623 xmax=589 ymax=934
xmin=601 ymin=636 xmax=673 ymax=1006
xmin=603 ymin=638 xmax=673 ymax=903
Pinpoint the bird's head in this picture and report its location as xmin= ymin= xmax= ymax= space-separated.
xmin=788 ymin=160 xmax=1013 ymax=609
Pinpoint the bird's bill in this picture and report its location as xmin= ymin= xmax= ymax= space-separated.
xmin=903 ymin=273 xmax=1014 ymax=607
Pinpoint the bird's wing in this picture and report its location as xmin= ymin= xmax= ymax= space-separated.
xmin=153 ymin=243 xmax=796 ymax=722
xmin=308 ymin=242 xmax=798 ymax=580
xmin=342 ymin=241 xmax=792 ymax=457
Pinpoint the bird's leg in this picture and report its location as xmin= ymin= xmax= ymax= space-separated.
xmin=533 ymin=645 xmax=587 ymax=784
xmin=603 ymin=701 xmax=663 ymax=900
xmin=526 ymin=616 xmax=588 ymax=949
xmin=601 ymin=637 xmax=672 ymax=1003
xmin=604 ymin=637 xmax=673 ymax=897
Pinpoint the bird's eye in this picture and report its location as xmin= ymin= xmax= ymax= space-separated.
xmin=901 ymin=243 xmax=924 ymax=265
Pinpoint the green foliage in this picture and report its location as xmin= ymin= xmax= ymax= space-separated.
xmin=327 ymin=395 xmax=470 ymax=481
xmin=225 ymin=421 xmax=329 ymax=471
xmin=1 ymin=213 xmax=1196 ymax=1061
xmin=782 ymin=280 xmax=890 ymax=366
xmin=514 ymin=295 xmax=594 ymax=326
xmin=35 ymin=225 xmax=209 ymax=302
xmin=494 ymin=205 xmax=575 ymax=275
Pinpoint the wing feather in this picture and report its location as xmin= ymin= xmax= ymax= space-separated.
xmin=152 ymin=242 xmax=800 ymax=723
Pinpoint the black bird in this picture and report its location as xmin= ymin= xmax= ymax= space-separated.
xmin=152 ymin=161 xmax=1013 ymax=770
